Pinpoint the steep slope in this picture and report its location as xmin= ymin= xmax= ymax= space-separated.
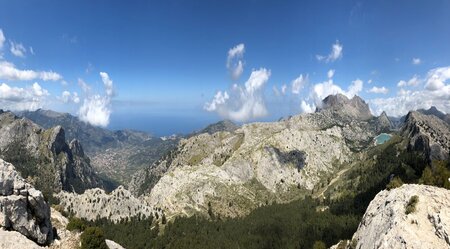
xmin=19 ymin=109 xmax=178 ymax=185
xmin=131 ymin=94 xmax=392 ymax=218
xmin=0 ymin=110 xmax=105 ymax=195
xmin=349 ymin=184 xmax=450 ymax=249
xmin=402 ymin=111 xmax=450 ymax=161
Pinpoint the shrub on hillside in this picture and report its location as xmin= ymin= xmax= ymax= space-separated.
xmin=80 ymin=227 xmax=108 ymax=249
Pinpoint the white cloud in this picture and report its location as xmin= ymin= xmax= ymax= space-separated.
xmin=0 ymin=82 xmax=49 ymax=111
xmin=100 ymin=72 xmax=114 ymax=96
xmin=300 ymin=100 xmax=315 ymax=113
xmin=398 ymin=75 xmax=421 ymax=87
xmin=78 ymin=95 xmax=111 ymax=127
xmin=311 ymin=78 xmax=363 ymax=106
xmin=424 ymin=67 xmax=450 ymax=91
xmin=10 ymin=41 xmax=26 ymax=57
xmin=368 ymin=79 xmax=372 ymax=84
xmin=316 ymin=41 xmax=343 ymax=63
xmin=205 ymin=68 xmax=270 ymax=122
xmin=227 ymin=43 xmax=245 ymax=80
xmin=370 ymin=66 xmax=450 ymax=116
xmin=0 ymin=29 xmax=5 ymax=50
xmin=347 ymin=79 xmax=363 ymax=98
xmin=281 ymin=84 xmax=287 ymax=95
xmin=368 ymin=86 xmax=389 ymax=94
xmin=0 ymin=61 xmax=62 ymax=81
xmin=77 ymin=72 xmax=115 ymax=127
xmin=29 ymin=46 xmax=34 ymax=55
xmin=291 ymin=74 xmax=308 ymax=94
xmin=412 ymin=58 xmax=421 ymax=65
xmin=327 ymin=69 xmax=335 ymax=78
xmin=60 ymin=91 xmax=80 ymax=104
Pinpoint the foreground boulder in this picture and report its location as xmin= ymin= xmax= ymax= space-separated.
xmin=0 ymin=159 xmax=53 ymax=245
xmin=350 ymin=184 xmax=450 ymax=249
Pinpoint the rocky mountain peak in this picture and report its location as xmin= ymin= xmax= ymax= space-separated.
xmin=317 ymin=94 xmax=372 ymax=120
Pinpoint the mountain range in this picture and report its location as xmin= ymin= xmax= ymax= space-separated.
xmin=0 ymin=93 xmax=449 ymax=248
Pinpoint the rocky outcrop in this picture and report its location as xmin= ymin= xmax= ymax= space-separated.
xmin=0 ymin=159 xmax=53 ymax=245
xmin=57 ymin=186 xmax=157 ymax=222
xmin=350 ymin=184 xmax=450 ymax=249
xmin=0 ymin=230 xmax=43 ymax=249
xmin=402 ymin=111 xmax=450 ymax=161
xmin=0 ymin=111 xmax=105 ymax=194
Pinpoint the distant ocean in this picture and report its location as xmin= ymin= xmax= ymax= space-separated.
xmin=107 ymin=112 xmax=218 ymax=136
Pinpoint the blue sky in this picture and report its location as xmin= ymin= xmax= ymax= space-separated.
xmin=0 ymin=0 xmax=449 ymax=135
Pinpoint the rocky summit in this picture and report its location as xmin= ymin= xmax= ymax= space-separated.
xmin=349 ymin=184 xmax=450 ymax=249
xmin=0 ymin=159 xmax=53 ymax=245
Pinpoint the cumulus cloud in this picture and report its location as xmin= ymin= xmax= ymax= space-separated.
xmin=368 ymin=86 xmax=389 ymax=94
xmin=370 ymin=66 xmax=450 ymax=116
xmin=205 ymin=68 xmax=270 ymax=122
xmin=300 ymin=100 xmax=315 ymax=113
xmin=78 ymin=95 xmax=111 ymax=127
xmin=227 ymin=43 xmax=245 ymax=80
xmin=311 ymin=78 xmax=363 ymax=106
xmin=424 ymin=67 xmax=450 ymax=91
xmin=10 ymin=41 xmax=26 ymax=57
xmin=412 ymin=58 xmax=421 ymax=65
xmin=397 ymin=75 xmax=421 ymax=87
xmin=291 ymin=74 xmax=308 ymax=94
xmin=78 ymin=72 xmax=115 ymax=127
xmin=0 ymin=61 xmax=62 ymax=81
xmin=0 ymin=82 xmax=49 ymax=111
xmin=316 ymin=41 xmax=343 ymax=63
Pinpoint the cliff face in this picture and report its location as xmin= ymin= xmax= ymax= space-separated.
xmin=402 ymin=111 xmax=450 ymax=161
xmin=0 ymin=159 xmax=53 ymax=245
xmin=349 ymin=184 xmax=450 ymax=249
xmin=0 ymin=111 xmax=105 ymax=195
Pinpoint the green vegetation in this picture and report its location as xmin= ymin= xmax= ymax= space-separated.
xmin=313 ymin=241 xmax=327 ymax=249
xmin=386 ymin=176 xmax=404 ymax=190
xmin=67 ymin=217 xmax=86 ymax=232
xmin=67 ymin=216 xmax=158 ymax=249
xmin=419 ymin=160 xmax=450 ymax=189
xmin=153 ymin=197 xmax=359 ymax=249
xmin=80 ymin=227 xmax=108 ymax=249
xmin=405 ymin=195 xmax=419 ymax=215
